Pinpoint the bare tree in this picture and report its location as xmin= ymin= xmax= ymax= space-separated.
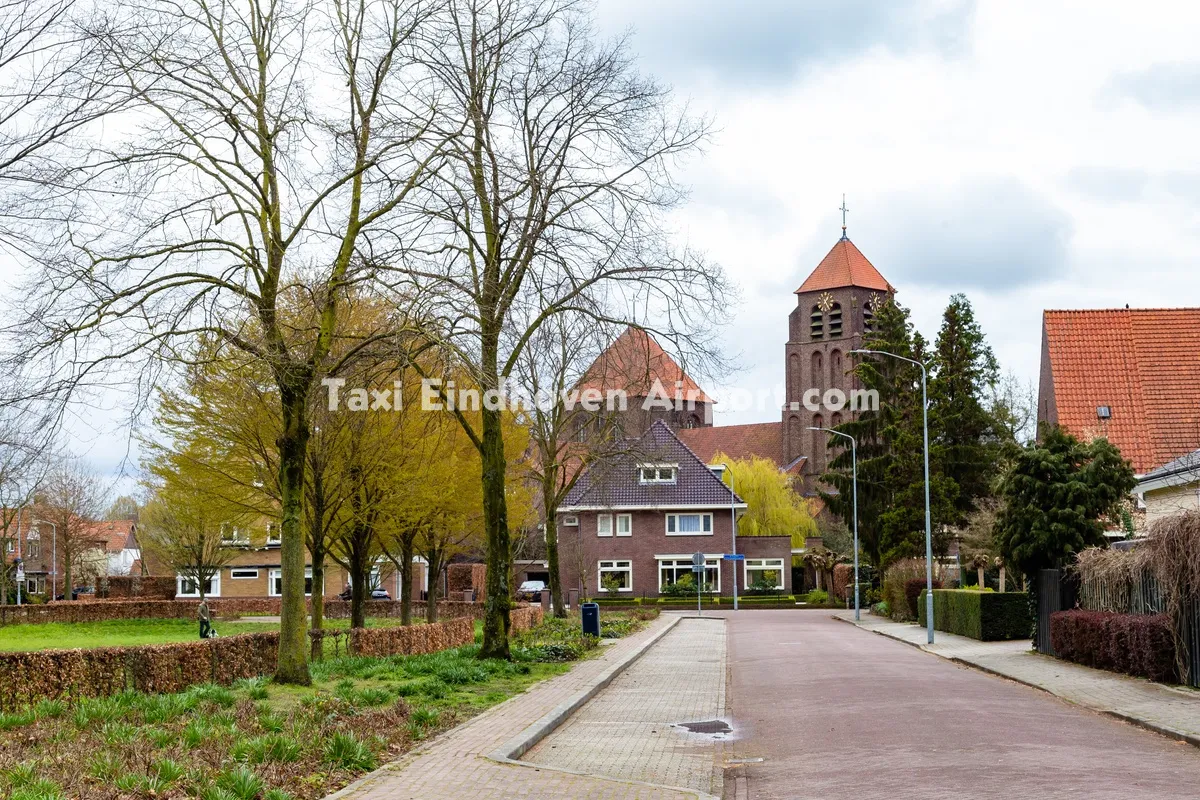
xmin=396 ymin=0 xmax=732 ymax=657
xmin=0 ymin=411 xmax=53 ymax=604
xmin=37 ymin=460 xmax=105 ymax=598
xmin=15 ymin=0 xmax=445 ymax=683
xmin=515 ymin=313 xmax=623 ymax=617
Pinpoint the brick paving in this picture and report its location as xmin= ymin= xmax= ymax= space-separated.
xmin=837 ymin=609 xmax=1200 ymax=744
xmin=329 ymin=613 xmax=713 ymax=800
xmin=524 ymin=617 xmax=727 ymax=797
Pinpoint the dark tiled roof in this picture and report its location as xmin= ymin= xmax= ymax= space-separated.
xmin=1140 ymin=447 xmax=1200 ymax=482
xmin=1043 ymin=308 xmax=1200 ymax=474
xmin=561 ymin=421 xmax=744 ymax=509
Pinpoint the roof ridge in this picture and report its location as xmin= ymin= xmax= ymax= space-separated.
xmin=1045 ymin=307 xmax=1200 ymax=314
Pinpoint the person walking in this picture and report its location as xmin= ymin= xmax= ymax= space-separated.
xmin=198 ymin=598 xmax=212 ymax=639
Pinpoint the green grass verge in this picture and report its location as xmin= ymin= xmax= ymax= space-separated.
xmin=0 ymin=616 xmax=412 ymax=653
xmin=0 ymin=611 xmax=654 ymax=800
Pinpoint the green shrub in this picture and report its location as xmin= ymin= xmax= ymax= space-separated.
xmin=803 ymin=589 xmax=829 ymax=605
xmin=918 ymin=589 xmax=1030 ymax=640
xmin=871 ymin=601 xmax=890 ymax=617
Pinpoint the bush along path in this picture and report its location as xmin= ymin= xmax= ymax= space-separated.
xmin=0 ymin=611 xmax=656 ymax=800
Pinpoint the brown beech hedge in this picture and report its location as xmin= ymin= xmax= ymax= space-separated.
xmin=1049 ymin=610 xmax=1179 ymax=683
xmin=0 ymin=609 xmax=526 ymax=711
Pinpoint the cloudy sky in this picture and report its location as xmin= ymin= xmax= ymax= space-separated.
xmin=593 ymin=0 xmax=1200 ymax=425
xmin=21 ymin=0 xmax=1200 ymax=482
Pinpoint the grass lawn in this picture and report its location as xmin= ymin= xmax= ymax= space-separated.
xmin=0 ymin=611 xmax=656 ymax=800
xmin=0 ymin=616 xmax=414 ymax=653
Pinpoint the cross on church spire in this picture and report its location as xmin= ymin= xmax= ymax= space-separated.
xmin=839 ymin=194 xmax=849 ymax=239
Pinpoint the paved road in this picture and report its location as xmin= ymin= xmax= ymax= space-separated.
xmin=525 ymin=617 xmax=727 ymax=797
xmin=725 ymin=611 xmax=1200 ymax=800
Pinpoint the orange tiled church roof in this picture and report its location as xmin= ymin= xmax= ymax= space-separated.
xmin=796 ymin=236 xmax=895 ymax=294
xmin=1041 ymin=308 xmax=1200 ymax=474
xmin=575 ymin=327 xmax=712 ymax=404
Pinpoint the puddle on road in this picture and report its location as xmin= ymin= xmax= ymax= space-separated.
xmin=676 ymin=719 xmax=732 ymax=736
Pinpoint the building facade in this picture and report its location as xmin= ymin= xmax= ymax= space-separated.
xmin=557 ymin=421 xmax=792 ymax=599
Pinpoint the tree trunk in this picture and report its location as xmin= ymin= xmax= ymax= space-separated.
xmin=349 ymin=537 xmax=370 ymax=630
xmin=275 ymin=389 xmax=312 ymax=685
xmin=424 ymin=547 xmax=443 ymax=623
xmin=999 ymin=566 xmax=1006 ymax=593
xmin=400 ymin=535 xmax=414 ymax=626
xmin=542 ymin=484 xmax=566 ymax=619
xmin=977 ymin=566 xmax=985 ymax=589
xmin=310 ymin=554 xmax=325 ymax=662
xmin=478 ymin=401 xmax=512 ymax=660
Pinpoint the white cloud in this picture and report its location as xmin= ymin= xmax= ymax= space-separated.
xmin=595 ymin=0 xmax=1200 ymax=425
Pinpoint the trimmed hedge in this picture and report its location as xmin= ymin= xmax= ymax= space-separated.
xmin=0 ymin=613 xmax=493 ymax=711
xmin=96 ymin=575 xmax=177 ymax=600
xmin=0 ymin=598 xmax=488 ymax=626
xmin=917 ymin=589 xmax=1030 ymax=641
xmin=1049 ymin=610 xmax=1178 ymax=683
xmin=348 ymin=617 xmax=474 ymax=658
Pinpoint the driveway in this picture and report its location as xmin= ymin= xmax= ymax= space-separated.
xmin=725 ymin=611 xmax=1200 ymax=799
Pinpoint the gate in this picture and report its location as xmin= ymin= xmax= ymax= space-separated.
xmin=1035 ymin=569 xmax=1078 ymax=656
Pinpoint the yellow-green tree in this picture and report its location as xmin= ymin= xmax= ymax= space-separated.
xmin=712 ymin=452 xmax=817 ymax=550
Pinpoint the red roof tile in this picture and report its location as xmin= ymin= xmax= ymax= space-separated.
xmin=677 ymin=421 xmax=785 ymax=467
xmin=81 ymin=519 xmax=137 ymax=553
xmin=575 ymin=327 xmax=712 ymax=404
xmin=1042 ymin=308 xmax=1200 ymax=474
xmin=796 ymin=236 xmax=894 ymax=294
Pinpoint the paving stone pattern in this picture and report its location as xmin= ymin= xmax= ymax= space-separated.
xmin=331 ymin=613 xmax=713 ymax=800
xmin=524 ymin=616 xmax=727 ymax=796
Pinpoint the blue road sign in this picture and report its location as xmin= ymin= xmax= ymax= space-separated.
xmin=722 ymin=554 xmax=745 ymax=561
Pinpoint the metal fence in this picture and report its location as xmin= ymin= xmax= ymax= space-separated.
xmin=1039 ymin=567 xmax=1200 ymax=687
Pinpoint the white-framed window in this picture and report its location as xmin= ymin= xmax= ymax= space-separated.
xmin=598 ymin=559 xmax=633 ymax=593
xmin=25 ymin=539 xmax=40 ymax=559
xmin=230 ymin=569 xmax=260 ymax=580
xmin=665 ymin=512 xmax=713 ymax=535
xmin=269 ymin=568 xmax=313 ymax=597
xmin=266 ymin=524 xmax=281 ymax=546
xmin=220 ymin=524 xmax=249 ymax=546
xmin=638 ymin=464 xmax=678 ymax=484
xmin=658 ymin=557 xmax=720 ymax=593
xmin=25 ymin=576 xmax=45 ymax=595
xmin=177 ymin=573 xmax=220 ymax=598
xmin=561 ymin=515 xmax=579 ymax=527
xmin=4 ymin=539 xmax=12 ymax=554
xmin=597 ymin=513 xmax=613 ymax=537
xmin=744 ymin=558 xmax=786 ymax=590
xmin=616 ymin=514 xmax=632 ymax=537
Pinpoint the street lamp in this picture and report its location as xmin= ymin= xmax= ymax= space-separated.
xmin=850 ymin=348 xmax=935 ymax=645
xmin=33 ymin=520 xmax=57 ymax=601
xmin=721 ymin=463 xmax=739 ymax=611
xmin=809 ymin=426 xmax=859 ymax=621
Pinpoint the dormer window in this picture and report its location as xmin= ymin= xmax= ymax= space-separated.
xmin=220 ymin=524 xmax=249 ymax=546
xmin=639 ymin=464 xmax=678 ymax=484
xmin=829 ymin=303 xmax=842 ymax=337
xmin=266 ymin=523 xmax=281 ymax=546
xmin=810 ymin=306 xmax=824 ymax=340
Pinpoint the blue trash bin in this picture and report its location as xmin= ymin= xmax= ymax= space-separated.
xmin=581 ymin=602 xmax=600 ymax=637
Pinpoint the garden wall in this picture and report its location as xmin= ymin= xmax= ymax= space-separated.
xmin=918 ymin=589 xmax=1030 ymax=641
xmin=0 ymin=612 xmax=490 ymax=711
xmin=1049 ymin=610 xmax=1179 ymax=683
xmin=510 ymin=605 xmax=544 ymax=632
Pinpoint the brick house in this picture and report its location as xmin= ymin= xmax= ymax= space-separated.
xmin=557 ymin=420 xmax=792 ymax=599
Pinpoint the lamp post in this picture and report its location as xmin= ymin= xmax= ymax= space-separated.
xmin=850 ymin=348 xmax=935 ymax=644
xmin=34 ymin=520 xmax=56 ymax=601
xmin=810 ymin=426 xmax=859 ymax=620
xmin=723 ymin=463 xmax=739 ymax=611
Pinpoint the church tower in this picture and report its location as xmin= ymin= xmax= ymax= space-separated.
xmin=783 ymin=222 xmax=895 ymax=488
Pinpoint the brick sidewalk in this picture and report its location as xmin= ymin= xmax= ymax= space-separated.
xmin=328 ymin=613 xmax=711 ymax=800
xmin=835 ymin=610 xmax=1200 ymax=745
xmin=525 ymin=617 xmax=726 ymax=798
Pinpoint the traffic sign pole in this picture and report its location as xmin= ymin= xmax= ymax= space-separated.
xmin=692 ymin=552 xmax=705 ymax=617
